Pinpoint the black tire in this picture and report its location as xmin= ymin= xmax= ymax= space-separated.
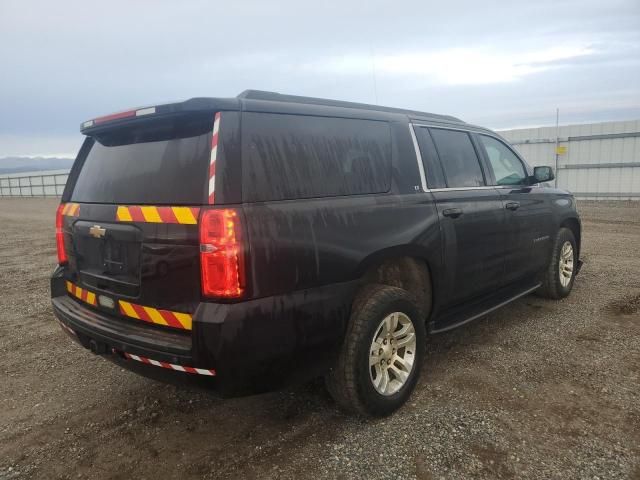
xmin=325 ymin=284 xmax=426 ymax=417
xmin=537 ymin=227 xmax=577 ymax=299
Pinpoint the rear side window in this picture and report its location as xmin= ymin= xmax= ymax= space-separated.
xmin=71 ymin=114 xmax=212 ymax=205
xmin=414 ymin=126 xmax=446 ymax=189
xmin=429 ymin=128 xmax=485 ymax=188
xmin=242 ymin=113 xmax=391 ymax=202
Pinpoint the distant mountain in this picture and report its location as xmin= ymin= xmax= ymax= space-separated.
xmin=0 ymin=156 xmax=75 ymax=175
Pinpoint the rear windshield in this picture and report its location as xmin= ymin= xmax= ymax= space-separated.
xmin=242 ymin=113 xmax=392 ymax=202
xmin=71 ymin=114 xmax=212 ymax=205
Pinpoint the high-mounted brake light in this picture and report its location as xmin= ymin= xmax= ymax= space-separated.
xmin=56 ymin=204 xmax=68 ymax=265
xmin=86 ymin=106 xmax=157 ymax=128
xmin=199 ymin=209 xmax=245 ymax=298
xmin=93 ymin=110 xmax=135 ymax=124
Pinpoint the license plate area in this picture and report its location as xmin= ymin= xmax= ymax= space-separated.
xmin=73 ymin=221 xmax=143 ymax=297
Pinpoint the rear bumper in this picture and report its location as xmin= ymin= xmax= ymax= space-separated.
xmin=51 ymin=269 xmax=357 ymax=395
xmin=52 ymin=295 xmax=192 ymax=363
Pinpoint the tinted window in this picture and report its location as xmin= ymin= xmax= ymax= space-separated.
xmin=71 ymin=115 xmax=211 ymax=205
xmin=429 ymin=128 xmax=485 ymax=188
xmin=414 ymin=127 xmax=446 ymax=189
xmin=242 ymin=113 xmax=391 ymax=202
xmin=479 ymin=135 xmax=527 ymax=185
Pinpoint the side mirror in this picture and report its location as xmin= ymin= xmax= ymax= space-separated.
xmin=532 ymin=166 xmax=554 ymax=184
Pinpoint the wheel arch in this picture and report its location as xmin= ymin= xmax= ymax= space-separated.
xmin=354 ymin=246 xmax=435 ymax=320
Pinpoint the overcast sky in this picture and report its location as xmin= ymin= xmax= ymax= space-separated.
xmin=1 ymin=0 xmax=639 ymax=157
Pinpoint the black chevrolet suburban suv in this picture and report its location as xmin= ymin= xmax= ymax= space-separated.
xmin=51 ymin=90 xmax=582 ymax=416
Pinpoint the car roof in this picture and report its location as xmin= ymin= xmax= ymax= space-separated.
xmin=81 ymin=90 xmax=473 ymax=133
xmin=236 ymin=90 xmax=466 ymax=125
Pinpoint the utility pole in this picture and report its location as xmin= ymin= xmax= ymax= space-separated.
xmin=554 ymin=108 xmax=559 ymax=187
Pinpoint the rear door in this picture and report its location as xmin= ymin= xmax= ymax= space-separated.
xmin=414 ymin=126 xmax=506 ymax=308
xmin=475 ymin=133 xmax=553 ymax=283
xmin=61 ymin=113 xmax=213 ymax=328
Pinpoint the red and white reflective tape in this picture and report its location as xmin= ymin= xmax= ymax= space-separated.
xmin=208 ymin=112 xmax=221 ymax=204
xmin=123 ymin=352 xmax=216 ymax=376
xmin=58 ymin=320 xmax=77 ymax=337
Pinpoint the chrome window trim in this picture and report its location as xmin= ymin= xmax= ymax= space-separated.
xmin=429 ymin=185 xmax=541 ymax=192
xmin=429 ymin=186 xmax=496 ymax=192
xmin=412 ymin=122 xmax=499 ymax=139
xmin=412 ymin=123 xmax=486 ymax=190
xmin=413 ymin=123 xmax=516 ymax=155
xmin=429 ymin=185 xmax=542 ymax=193
xmin=408 ymin=124 xmax=429 ymax=192
xmin=412 ymin=123 xmax=475 ymax=133
xmin=410 ymin=123 xmax=540 ymax=191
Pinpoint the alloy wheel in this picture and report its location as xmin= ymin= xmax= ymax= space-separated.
xmin=369 ymin=312 xmax=417 ymax=396
xmin=559 ymin=241 xmax=574 ymax=288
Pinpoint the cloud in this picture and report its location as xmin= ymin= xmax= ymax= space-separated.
xmin=300 ymin=45 xmax=596 ymax=86
xmin=0 ymin=0 xmax=638 ymax=155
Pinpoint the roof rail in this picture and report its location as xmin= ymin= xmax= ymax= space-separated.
xmin=237 ymin=90 xmax=464 ymax=123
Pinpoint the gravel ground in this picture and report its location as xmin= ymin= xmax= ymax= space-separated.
xmin=0 ymin=198 xmax=638 ymax=480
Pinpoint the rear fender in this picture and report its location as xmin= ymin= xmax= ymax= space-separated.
xmin=353 ymin=246 xmax=442 ymax=319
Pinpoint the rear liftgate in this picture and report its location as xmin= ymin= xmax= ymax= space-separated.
xmin=57 ymin=108 xmax=240 ymax=377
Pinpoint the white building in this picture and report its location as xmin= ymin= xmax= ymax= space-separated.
xmin=500 ymin=120 xmax=640 ymax=200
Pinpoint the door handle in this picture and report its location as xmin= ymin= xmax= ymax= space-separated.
xmin=505 ymin=202 xmax=520 ymax=211
xmin=442 ymin=208 xmax=463 ymax=218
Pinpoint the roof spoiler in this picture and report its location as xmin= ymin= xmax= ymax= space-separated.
xmin=80 ymin=98 xmax=239 ymax=134
xmin=80 ymin=89 xmax=464 ymax=134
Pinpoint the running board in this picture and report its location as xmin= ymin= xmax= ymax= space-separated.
xmin=429 ymin=282 xmax=541 ymax=334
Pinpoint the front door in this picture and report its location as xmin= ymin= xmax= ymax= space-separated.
xmin=474 ymin=133 xmax=553 ymax=284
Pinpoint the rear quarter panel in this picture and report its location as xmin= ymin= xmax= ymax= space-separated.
xmin=240 ymin=117 xmax=443 ymax=301
xmin=242 ymin=194 xmax=442 ymax=299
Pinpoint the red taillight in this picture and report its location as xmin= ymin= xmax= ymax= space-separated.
xmin=56 ymin=203 xmax=68 ymax=265
xmin=199 ymin=209 xmax=245 ymax=298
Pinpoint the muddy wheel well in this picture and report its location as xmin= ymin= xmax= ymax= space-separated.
xmin=561 ymin=218 xmax=581 ymax=255
xmin=361 ymin=256 xmax=432 ymax=318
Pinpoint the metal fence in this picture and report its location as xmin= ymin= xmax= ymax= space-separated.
xmin=500 ymin=120 xmax=640 ymax=200
xmin=0 ymin=170 xmax=70 ymax=197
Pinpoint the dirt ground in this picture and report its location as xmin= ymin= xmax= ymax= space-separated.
xmin=0 ymin=198 xmax=638 ymax=480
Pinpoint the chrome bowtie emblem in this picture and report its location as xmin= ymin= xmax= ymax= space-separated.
xmin=89 ymin=225 xmax=106 ymax=239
